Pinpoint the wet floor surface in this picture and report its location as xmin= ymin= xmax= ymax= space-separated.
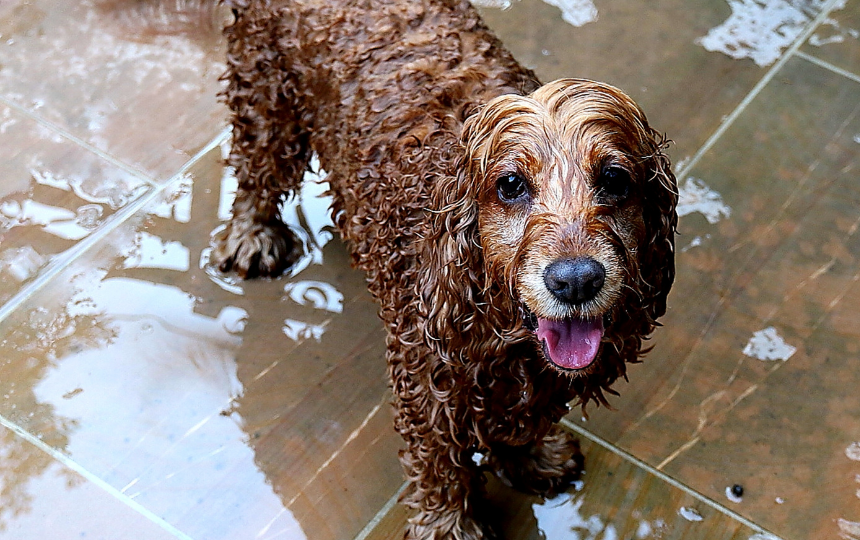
xmin=0 ymin=0 xmax=858 ymax=539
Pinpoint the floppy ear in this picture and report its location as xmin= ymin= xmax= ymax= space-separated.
xmin=638 ymin=129 xmax=678 ymax=327
xmin=416 ymin=165 xmax=487 ymax=365
xmin=416 ymin=105 xmax=514 ymax=365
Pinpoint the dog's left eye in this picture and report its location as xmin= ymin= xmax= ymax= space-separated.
xmin=597 ymin=166 xmax=631 ymax=200
xmin=497 ymin=173 xmax=529 ymax=203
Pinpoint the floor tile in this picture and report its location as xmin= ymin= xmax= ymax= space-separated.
xmin=0 ymin=0 xmax=227 ymax=179
xmin=1 ymin=1 xmax=859 ymax=539
xmin=0 ymin=144 xmax=402 ymax=540
xmin=802 ymin=0 xmax=860 ymax=77
xmin=566 ymin=55 xmax=860 ymax=540
xmin=0 ymin=103 xmax=150 ymax=305
xmin=364 ymin=426 xmax=769 ymax=540
xmin=478 ymin=0 xmax=837 ymax=163
xmin=0 ymin=424 xmax=180 ymax=540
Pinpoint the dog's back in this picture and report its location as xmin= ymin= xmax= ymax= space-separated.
xmin=219 ymin=0 xmax=541 ymax=306
xmin=99 ymin=0 xmax=539 ymax=312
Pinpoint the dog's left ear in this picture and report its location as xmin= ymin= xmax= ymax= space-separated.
xmin=638 ymin=129 xmax=678 ymax=325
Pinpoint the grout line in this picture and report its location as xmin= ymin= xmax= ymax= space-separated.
xmin=287 ymin=394 xmax=388 ymax=507
xmin=0 ymin=128 xmax=230 ymax=327
xmin=676 ymin=0 xmax=845 ymax=181
xmin=352 ymin=481 xmax=408 ymax=540
xmin=0 ymin=95 xmax=160 ymax=187
xmin=794 ymin=50 xmax=860 ymax=85
xmin=0 ymin=413 xmax=195 ymax=540
xmin=559 ymin=418 xmax=784 ymax=539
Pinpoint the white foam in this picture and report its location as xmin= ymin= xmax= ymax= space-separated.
xmin=838 ymin=519 xmax=860 ymax=540
xmin=470 ymin=0 xmax=598 ymax=27
xmin=282 ymin=318 xmax=327 ymax=342
xmin=678 ymin=506 xmax=704 ymax=522
xmin=541 ymin=0 xmax=598 ymax=27
xmin=696 ymin=0 xmax=828 ymax=67
xmin=470 ymin=0 xmax=513 ymax=8
xmin=725 ymin=485 xmax=744 ymax=503
xmin=677 ymin=177 xmax=732 ymax=224
xmin=742 ymin=327 xmax=797 ymax=361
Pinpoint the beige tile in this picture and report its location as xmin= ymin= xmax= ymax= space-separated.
xmin=0 ymin=103 xmax=151 ymax=305
xmin=0 ymin=0 xmax=227 ymax=179
xmin=364 ymin=428 xmax=768 ymax=540
xmin=0 ymin=424 xmax=181 ymax=540
xmin=0 ymin=143 xmax=400 ymax=540
xmin=567 ymin=56 xmax=860 ymax=539
xmin=802 ymin=0 xmax=860 ymax=78
xmin=477 ymin=0 xmax=834 ymax=163
xmin=0 ymin=0 xmax=858 ymax=538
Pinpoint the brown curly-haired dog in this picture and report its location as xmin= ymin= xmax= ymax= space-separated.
xmin=103 ymin=0 xmax=678 ymax=537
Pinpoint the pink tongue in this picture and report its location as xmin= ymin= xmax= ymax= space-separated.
xmin=536 ymin=317 xmax=604 ymax=370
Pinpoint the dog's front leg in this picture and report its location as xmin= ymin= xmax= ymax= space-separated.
xmin=211 ymin=11 xmax=310 ymax=279
xmin=397 ymin=425 xmax=492 ymax=540
xmin=390 ymin=358 xmax=494 ymax=539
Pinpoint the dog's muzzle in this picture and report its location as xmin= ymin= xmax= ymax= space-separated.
xmin=522 ymin=256 xmax=608 ymax=371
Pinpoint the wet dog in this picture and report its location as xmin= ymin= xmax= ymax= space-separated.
xmin=104 ymin=0 xmax=677 ymax=537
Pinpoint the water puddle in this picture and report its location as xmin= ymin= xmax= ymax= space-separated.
xmin=0 ymin=153 xmax=356 ymax=538
xmin=533 ymin=491 xmax=671 ymax=539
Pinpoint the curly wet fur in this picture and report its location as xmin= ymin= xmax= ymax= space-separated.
xmin=101 ymin=0 xmax=678 ymax=538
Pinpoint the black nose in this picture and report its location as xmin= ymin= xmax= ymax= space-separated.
xmin=543 ymin=257 xmax=606 ymax=304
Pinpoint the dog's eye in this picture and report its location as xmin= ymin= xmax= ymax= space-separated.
xmin=497 ymin=173 xmax=529 ymax=203
xmin=597 ymin=166 xmax=631 ymax=200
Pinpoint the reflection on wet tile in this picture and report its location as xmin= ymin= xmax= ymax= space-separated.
xmin=0 ymin=424 xmax=179 ymax=540
xmin=365 ymin=429 xmax=766 ymax=540
xmin=0 ymin=104 xmax=150 ymax=305
xmin=567 ymin=55 xmax=860 ymax=539
xmin=0 ymin=143 xmax=402 ymax=540
xmin=0 ymin=0 xmax=226 ymax=179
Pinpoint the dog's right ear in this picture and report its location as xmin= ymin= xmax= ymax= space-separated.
xmin=416 ymin=162 xmax=486 ymax=366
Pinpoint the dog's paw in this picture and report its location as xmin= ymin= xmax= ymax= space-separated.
xmin=489 ymin=426 xmax=584 ymax=497
xmin=211 ymin=220 xmax=303 ymax=279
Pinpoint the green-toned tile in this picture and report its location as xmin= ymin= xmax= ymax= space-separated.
xmin=0 ymin=103 xmax=150 ymax=305
xmin=0 ymin=424 xmax=179 ymax=540
xmin=0 ymin=143 xmax=400 ymax=540
xmin=802 ymin=0 xmax=860 ymax=77
xmin=478 ymin=0 xmax=835 ymax=162
xmin=568 ymin=55 xmax=860 ymax=539
xmin=0 ymin=0 xmax=227 ymax=179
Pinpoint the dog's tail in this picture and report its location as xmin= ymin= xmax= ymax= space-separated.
xmin=95 ymin=0 xmax=228 ymax=40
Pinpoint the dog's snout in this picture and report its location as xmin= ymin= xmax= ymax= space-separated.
xmin=544 ymin=257 xmax=606 ymax=304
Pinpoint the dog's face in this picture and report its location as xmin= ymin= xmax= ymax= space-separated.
xmin=462 ymin=79 xmax=676 ymax=375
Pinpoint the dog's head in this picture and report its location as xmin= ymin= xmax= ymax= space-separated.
xmin=421 ymin=78 xmax=676 ymax=389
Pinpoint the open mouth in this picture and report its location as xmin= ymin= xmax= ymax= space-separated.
xmin=522 ymin=307 xmax=605 ymax=371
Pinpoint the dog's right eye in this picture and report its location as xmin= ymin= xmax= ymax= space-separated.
xmin=497 ymin=173 xmax=529 ymax=203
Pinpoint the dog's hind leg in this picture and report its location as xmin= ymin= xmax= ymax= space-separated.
xmin=488 ymin=425 xmax=584 ymax=497
xmin=211 ymin=16 xmax=310 ymax=278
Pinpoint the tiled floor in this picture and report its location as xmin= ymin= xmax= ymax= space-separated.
xmin=0 ymin=0 xmax=858 ymax=539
